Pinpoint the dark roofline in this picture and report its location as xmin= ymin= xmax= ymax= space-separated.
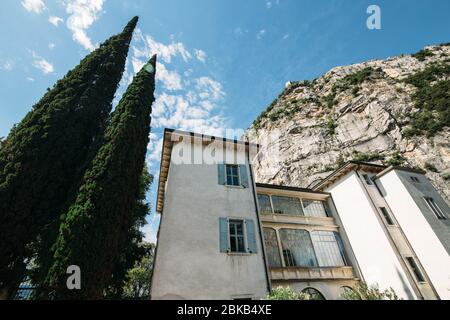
xmin=164 ymin=128 xmax=260 ymax=148
xmin=256 ymin=183 xmax=330 ymax=195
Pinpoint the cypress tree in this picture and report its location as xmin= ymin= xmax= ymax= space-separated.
xmin=46 ymin=55 xmax=157 ymax=299
xmin=0 ymin=17 xmax=139 ymax=294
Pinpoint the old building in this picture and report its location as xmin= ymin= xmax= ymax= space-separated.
xmin=151 ymin=129 xmax=450 ymax=300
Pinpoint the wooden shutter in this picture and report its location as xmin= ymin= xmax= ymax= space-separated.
xmin=219 ymin=217 xmax=229 ymax=252
xmin=218 ymin=164 xmax=226 ymax=185
xmin=245 ymin=219 xmax=257 ymax=253
xmin=239 ymin=165 xmax=249 ymax=188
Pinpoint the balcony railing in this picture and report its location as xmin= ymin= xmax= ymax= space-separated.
xmin=269 ymin=266 xmax=357 ymax=281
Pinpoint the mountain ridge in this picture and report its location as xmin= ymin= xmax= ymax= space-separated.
xmin=247 ymin=43 xmax=450 ymax=202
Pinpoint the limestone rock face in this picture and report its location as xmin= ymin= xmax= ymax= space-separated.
xmin=247 ymin=44 xmax=450 ymax=202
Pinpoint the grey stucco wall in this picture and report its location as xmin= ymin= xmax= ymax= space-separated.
xmin=394 ymin=171 xmax=450 ymax=255
xmin=151 ymin=142 xmax=268 ymax=300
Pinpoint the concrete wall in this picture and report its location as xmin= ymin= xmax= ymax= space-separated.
xmin=378 ymin=170 xmax=450 ymax=299
xmin=151 ymin=141 xmax=268 ymax=300
xmin=325 ymin=171 xmax=417 ymax=299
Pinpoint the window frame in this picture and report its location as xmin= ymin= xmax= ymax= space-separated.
xmin=379 ymin=207 xmax=396 ymax=226
xmin=410 ymin=176 xmax=421 ymax=183
xmin=405 ymin=256 xmax=426 ymax=283
xmin=362 ymin=174 xmax=373 ymax=185
xmin=225 ymin=164 xmax=241 ymax=187
xmin=257 ymin=194 xmax=274 ymax=215
xmin=271 ymin=195 xmax=304 ymax=215
xmin=302 ymin=287 xmax=326 ymax=300
xmin=424 ymin=197 xmax=447 ymax=220
xmin=228 ymin=219 xmax=247 ymax=254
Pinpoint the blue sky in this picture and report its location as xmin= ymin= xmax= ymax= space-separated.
xmin=1 ymin=0 xmax=449 ymax=242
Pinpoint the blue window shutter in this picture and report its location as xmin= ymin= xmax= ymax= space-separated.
xmin=245 ymin=219 xmax=257 ymax=253
xmin=219 ymin=218 xmax=229 ymax=252
xmin=239 ymin=165 xmax=249 ymax=188
xmin=218 ymin=164 xmax=226 ymax=185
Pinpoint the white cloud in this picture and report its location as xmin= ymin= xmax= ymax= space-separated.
xmin=64 ymin=0 xmax=105 ymax=51
xmin=257 ymin=29 xmax=267 ymax=40
xmin=0 ymin=61 xmax=14 ymax=71
xmin=48 ymin=43 xmax=56 ymax=50
xmin=194 ymin=49 xmax=207 ymax=63
xmin=26 ymin=77 xmax=35 ymax=81
xmin=31 ymin=51 xmax=54 ymax=74
xmin=134 ymin=29 xmax=191 ymax=64
xmin=48 ymin=16 xmax=64 ymax=27
xmin=21 ymin=0 xmax=46 ymax=14
xmin=265 ymin=0 xmax=279 ymax=9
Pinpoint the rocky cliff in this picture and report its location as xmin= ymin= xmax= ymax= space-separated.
xmin=247 ymin=43 xmax=450 ymax=202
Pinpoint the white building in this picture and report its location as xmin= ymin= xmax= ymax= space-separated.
xmin=313 ymin=162 xmax=450 ymax=299
xmin=151 ymin=129 xmax=450 ymax=300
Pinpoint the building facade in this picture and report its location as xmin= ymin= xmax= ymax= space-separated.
xmin=151 ymin=129 xmax=450 ymax=300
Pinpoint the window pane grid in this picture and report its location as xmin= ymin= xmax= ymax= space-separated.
xmin=258 ymin=194 xmax=273 ymax=214
xmin=425 ymin=197 xmax=447 ymax=220
xmin=263 ymin=228 xmax=282 ymax=267
xmin=272 ymin=196 xmax=304 ymax=215
xmin=279 ymin=229 xmax=317 ymax=267
xmin=302 ymin=200 xmax=328 ymax=217
xmin=311 ymin=231 xmax=346 ymax=267
xmin=225 ymin=165 xmax=240 ymax=186
xmin=229 ymin=220 xmax=245 ymax=253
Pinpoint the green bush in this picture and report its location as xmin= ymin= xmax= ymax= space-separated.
xmin=424 ymin=162 xmax=439 ymax=173
xmin=412 ymin=48 xmax=434 ymax=61
xmin=351 ymin=151 xmax=384 ymax=163
xmin=403 ymin=63 xmax=450 ymax=137
xmin=341 ymin=283 xmax=401 ymax=300
xmin=385 ymin=152 xmax=407 ymax=166
xmin=266 ymin=287 xmax=311 ymax=300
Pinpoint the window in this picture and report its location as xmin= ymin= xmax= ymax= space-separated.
xmin=226 ymin=164 xmax=240 ymax=186
xmin=263 ymin=228 xmax=282 ymax=267
xmin=219 ymin=218 xmax=257 ymax=254
xmin=283 ymin=249 xmax=296 ymax=267
xmin=362 ymin=174 xmax=373 ymax=185
xmin=258 ymin=194 xmax=273 ymax=214
xmin=271 ymin=196 xmax=304 ymax=215
xmin=229 ymin=220 xmax=246 ymax=253
xmin=279 ymin=229 xmax=317 ymax=267
xmin=410 ymin=176 xmax=420 ymax=183
xmin=380 ymin=207 xmax=395 ymax=225
xmin=405 ymin=257 xmax=426 ymax=283
xmin=424 ymin=197 xmax=447 ymax=220
xmin=311 ymin=231 xmax=346 ymax=267
xmin=302 ymin=200 xmax=328 ymax=217
xmin=302 ymin=287 xmax=325 ymax=300
xmin=218 ymin=164 xmax=249 ymax=188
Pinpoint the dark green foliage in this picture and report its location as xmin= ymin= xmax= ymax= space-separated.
xmin=424 ymin=162 xmax=439 ymax=173
xmin=105 ymin=169 xmax=153 ymax=299
xmin=0 ymin=17 xmax=139 ymax=292
xmin=412 ymin=48 xmax=434 ymax=61
xmin=324 ymin=118 xmax=337 ymax=135
xmin=351 ymin=151 xmax=385 ymax=163
xmin=384 ymin=152 xmax=407 ymax=166
xmin=121 ymin=242 xmax=155 ymax=299
xmin=45 ymin=56 xmax=157 ymax=299
xmin=322 ymin=92 xmax=337 ymax=108
xmin=403 ymin=63 xmax=450 ymax=137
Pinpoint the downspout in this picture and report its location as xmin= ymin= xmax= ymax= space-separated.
xmin=247 ymin=151 xmax=272 ymax=295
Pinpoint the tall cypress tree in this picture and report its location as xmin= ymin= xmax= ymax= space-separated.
xmin=0 ymin=17 xmax=139 ymax=294
xmin=46 ymin=55 xmax=157 ymax=299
